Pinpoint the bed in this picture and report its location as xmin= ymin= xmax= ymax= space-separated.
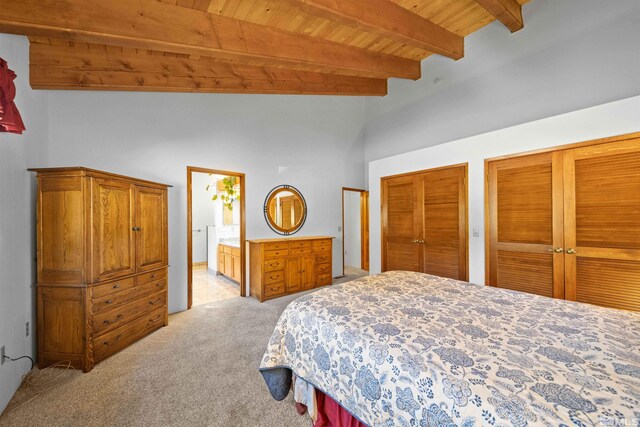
xmin=260 ymin=271 xmax=640 ymax=427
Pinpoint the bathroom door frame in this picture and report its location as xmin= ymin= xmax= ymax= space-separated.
xmin=341 ymin=187 xmax=370 ymax=275
xmin=187 ymin=166 xmax=246 ymax=309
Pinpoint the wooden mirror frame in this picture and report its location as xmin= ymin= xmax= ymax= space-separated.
xmin=264 ymin=185 xmax=307 ymax=235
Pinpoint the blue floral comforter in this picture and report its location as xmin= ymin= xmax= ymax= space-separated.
xmin=259 ymin=271 xmax=640 ymax=427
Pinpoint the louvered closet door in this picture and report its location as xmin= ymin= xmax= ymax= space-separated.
xmin=487 ymin=152 xmax=565 ymax=298
xmin=422 ymin=166 xmax=468 ymax=280
xmin=564 ymin=139 xmax=640 ymax=311
xmin=382 ymin=175 xmax=422 ymax=272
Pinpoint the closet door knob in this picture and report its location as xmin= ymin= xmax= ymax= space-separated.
xmin=565 ymin=248 xmax=577 ymax=254
xmin=548 ymin=248 xmax=564 ymax=253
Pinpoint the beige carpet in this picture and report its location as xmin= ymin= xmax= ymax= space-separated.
xmin=0 ymin=290 xmax=323 ymax=427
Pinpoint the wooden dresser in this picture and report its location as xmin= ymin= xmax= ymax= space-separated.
xmin=30 ymin=167 xmax=170 ymax=372
xmin=249 ymin=236 xmax=333 ymax=302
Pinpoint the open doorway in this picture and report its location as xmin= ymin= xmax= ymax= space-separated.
xmin=187 ymin=167 xmax=246 ymax=309
xmin=342 ymin=187 xmax=369 ymax=279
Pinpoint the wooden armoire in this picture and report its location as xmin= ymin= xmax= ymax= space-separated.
xmin=381 ymin=164 xmax=468 ymax=281
xmin=486 ymin=133 xmax=640 ymax=312
xmin=30 ymin=167 xmax=170 ymax=372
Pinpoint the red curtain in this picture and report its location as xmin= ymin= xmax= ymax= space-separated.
xmin=0 ymin=58 xmax=26 ymax=134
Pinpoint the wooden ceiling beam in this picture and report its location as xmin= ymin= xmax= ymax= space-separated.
xmin=0 ymin=0 xmax=420 ymax=80
xmin=28 ymin=42 xmax=388 ymax=96
xmin=241 ymin=0 xmax=463 ymax=60
xmin=474 ymin=0 xmax=524 ymax=32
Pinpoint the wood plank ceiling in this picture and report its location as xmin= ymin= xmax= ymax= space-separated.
xmin=0 ymin=0 xmax=529 ymax=96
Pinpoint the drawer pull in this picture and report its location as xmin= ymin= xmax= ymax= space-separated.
xmin=151 ymin=274 xmax=156 ymax=279
xmin=112 ymin=284 xmax=120 ymax=289
xmin=105 ymin=299 xmax=113 ymax=304
xmin=149 ymin=299 xmax=161 ymax=306
xmin=104 ymin=334 xmax=122 ymax=346
xmin=149 ymin=316 xmax=160 ymax=323
xmin=103 ymin=314 xmax=123 ymax=325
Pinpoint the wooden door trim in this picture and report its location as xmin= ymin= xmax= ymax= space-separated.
xmin=187 ymin=166 xmax=246 ymax=309
xmin=341 ymin=187 xmax=369 ymax=275
xmin=485 ymin=131 xmax=640 ymax=163
xmin=381 ymin=163 xmax=469 ymax=280
xmin=380 ymin=162 xmax=469 ymax=181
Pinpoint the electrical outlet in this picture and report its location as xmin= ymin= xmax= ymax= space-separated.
xmin=1 ymin=345 xmax=5 ymax=365
xmin=26 ymin=322 xmax=30 ymax=337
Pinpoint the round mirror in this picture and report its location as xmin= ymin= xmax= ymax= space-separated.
xmin=264 ymin=185 xmax=307 ymax=235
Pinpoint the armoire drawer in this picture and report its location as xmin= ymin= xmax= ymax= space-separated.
xmin=92 ymin=277 xmax=135 ymax=300
xmin=92 ymin=279 xmax=166 ymax=315
xmin=136 ymin=268 xmax=167 ymax=285
xmin=94 ymin=307 xmax=165 ymax=362
xmin=93 ymin=291 xmax=166 ymax=336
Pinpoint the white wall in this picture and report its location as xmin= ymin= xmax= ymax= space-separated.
xmin=368 ymin=96 xmax=640 ymax=283
xmin=364 ymin=0 xmax=640 ymax=163
xmin=191 ymin=172 xmax=216 ymax=263
xmin=0 ymin=35 xmax=50 ymax=413
xmin=47 ymin=91 xmax=366 ymax=313
xmin=343 ymin=191 xmax=361 ymax=269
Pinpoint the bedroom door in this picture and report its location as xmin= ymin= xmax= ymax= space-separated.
xmin=486 ymin=152 xmax=565 ymax=298
xmin=563 ymin=139 xmax=640 ymax=311
xmin=381 ymin=175 xmax=423 ymax=272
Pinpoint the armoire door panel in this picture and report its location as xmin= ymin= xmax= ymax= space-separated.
xmin=38 ymin=177 xmax=85 ymax=284
xmin=91 ymin=179 xmax=136 ymax=282
xmin=422 ymin=166 xmax=467 ymax=280
xmin=564 ymin=139 xmax=640 ymax=311
xmin=382 ymin=175 xmax=422 ymax=272
xmin=136 ymin=186 xmax=167 ymax=272
xmin=487 ymin=152 xmax=564 ymax=299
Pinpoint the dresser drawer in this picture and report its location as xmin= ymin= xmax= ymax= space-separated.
xmin=94 ymin=291 xmax=166 ymax=336
xmin=92 ymin=277 xmax=135 ymax=300
xmin=316 ymin=254 xmax=331 ymax=264
xmin=265 ymin=249 xmax=288 ymax=258
xmin=136 ymin=268 xmax=167 ymax=285
xmin=264 ymin=281 xmax=285 ymax=298
xmin=289 ymin=241 xmax=311 ymax=250
xmin=317 ymin=273 xmax=332 ymax=286
xmin=264 ymin=242 xmax=289 ymax=251
xmin=93 ymin=279 xmax=166 ymax=315
xmin=264 ymin=270 xmax=284 ymax=284
xmin=94 ymin=307 xmax=165 ymax=362
xmin=313 ymin=239 xmax=332 ymax=253
xmin=290 ymin=247 xmax=312 ymax=256
xmin=316 ymin=263 xmax=331 ymax=275
xmin=264 ymin=259 xmax=286 ymax=272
